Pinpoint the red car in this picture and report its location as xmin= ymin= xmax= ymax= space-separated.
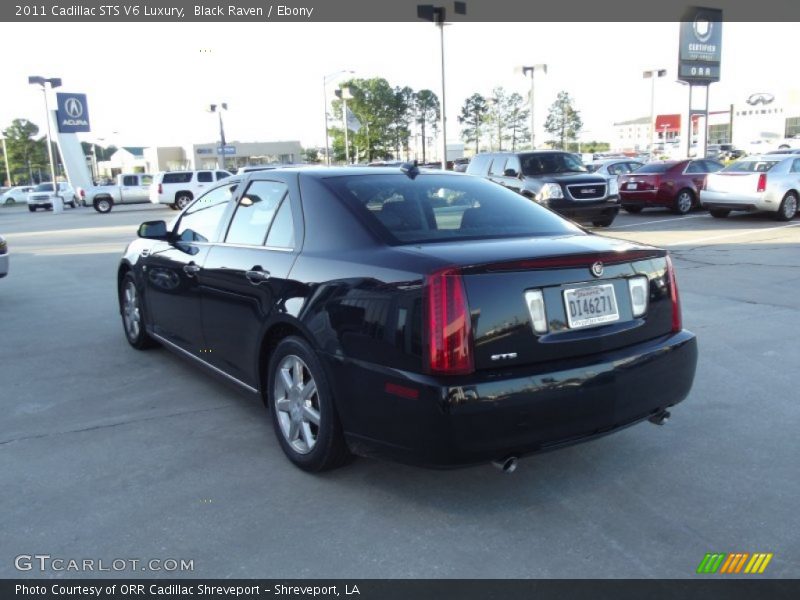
xmin=618 ymin=159 xmax=724 ymax=215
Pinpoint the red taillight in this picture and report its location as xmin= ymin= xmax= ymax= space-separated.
xmin=757 ymin=173 xmax=767 ymax=193
xmin=426 ymin=268 xmax=474 ymax=375
xmin=158 ymin=183 xmax=163 ymax=194
xmin=666 ymin=254 xmax=682 ymax=333
xmin=80 ymin=188 xmax=85 ymax=198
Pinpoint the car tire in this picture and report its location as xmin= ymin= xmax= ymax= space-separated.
xmin=266 ymin=336 xmax=351 ymax=472
xmin=592 ymin=217 xmax=615 ymax=227
xmin=175 ymin=194 xmax=192 ymax=210
xmin=28 ymin=206 xmax=35 ymax=212
xmin=623 ymin=205 xmax=643 ymax=214
xmin=94 ymin=198 xmax=113 ymax=213
xmin=709 ymin=208 xmax=730 ymax=219
xmin=775 ymin=192 xmax=798 ymax=222
xmin=118 ymin=272 xmax=158 ymax=350
xmin=673 ymin=189 xmax=695 ymax=215
xmin=4 ymin=198 xmax=13 ymax=205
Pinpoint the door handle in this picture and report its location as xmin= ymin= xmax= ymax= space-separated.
xmin=183 ymin=263 xmax=201 ymax=277
xmin=245 ymin=267 xmax=270 ymax=284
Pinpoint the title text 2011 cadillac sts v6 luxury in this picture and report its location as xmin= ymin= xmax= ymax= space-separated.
xmin=117 ymin=166 xmax=698 ymax=471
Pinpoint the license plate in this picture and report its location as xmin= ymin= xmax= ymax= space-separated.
xmin=626 ymin=182 xmax=638 ymax=190
xmin=563 ymin=284 xmax=619 ymax=329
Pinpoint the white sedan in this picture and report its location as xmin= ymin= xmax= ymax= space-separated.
xmin=1 ymin=185 xmax=35 ymax=205
xmin=701 ymin=154 xmax=800 ymax=221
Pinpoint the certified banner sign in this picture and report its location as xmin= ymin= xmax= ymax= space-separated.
xmin=56 ymin=92 xmax=91 ymax=133
xmin=678 ymin=6 xmax=722 ymax=84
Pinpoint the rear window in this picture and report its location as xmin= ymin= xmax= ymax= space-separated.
xmin=323 ymin=174 xmax=581 ymax=245
xmin=723 ymin=160 xmax=780 ymax=173
xmin=162 ymin=172 xmax=193 ymax=184
xmin=634 ymin=163 xmax=672 ymax=174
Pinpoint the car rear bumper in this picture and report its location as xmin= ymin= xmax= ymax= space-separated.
xmin=327 ymin=329 xmax=698 ymax=468
xmin=700 ymin=190 xmax=774 ymax=211
xmin=619 ymin=189 xmax=672 ymax=207
xmin=547 ymin=200 xmax=620 ymax=223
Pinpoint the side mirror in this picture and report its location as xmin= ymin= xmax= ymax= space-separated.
xmin=504 ymin=168 xmax=520 ymax=178
xmin=138 ymin=220 xmax=169 ymax=240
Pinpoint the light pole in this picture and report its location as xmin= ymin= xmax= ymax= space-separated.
xmin=335 ymin=87 xmax=354 ymax=164
xmin=209 ymin=103 xmax=228 ymax=170
xmin=643 ymin=69 xmax=666 ymax=154
xmin=0 ymin=133 xmax=11 ymax=187
xmin=521 ymin=64 xmax=547 ymax=150
xmin=418 ymin=2 xmax=466 ymax=169
xmin=28 ymin=75 xmax=62 ymax=212
xmin=323 ymin=70 xmax=354 ymax=165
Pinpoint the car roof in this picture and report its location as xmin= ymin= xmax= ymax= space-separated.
xmin=244 ymin=165 xmax=464 ymax=179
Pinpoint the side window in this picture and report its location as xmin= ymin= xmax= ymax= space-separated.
xmin=225 ymin=180 xmax=288 ymax=246
xmin=197 ymin=171 xmax=214 ymax=183
xmin=140 ymin=175 xmax=153 ymax=186
xmin=791 ymin=159 xmax=800 ymax=173
xmin=122 ymin=175 xmax=137 ymax=186
xmin=216 ymin=171 xmax=230 ymax=181
xmin=175 ymin=184 xmax=235 ymax=243
xmin=607 ymin=164 xmax=622 ymax=175
xmin=265 ymin=198 xmax=295 ymax=248
xmin=489 ymin=157 xmax=507 ymax=177
xmin=504 ymin=155 xmax=521 ymax=175
xmin=685 ymin=161 xmax=703 ymax=174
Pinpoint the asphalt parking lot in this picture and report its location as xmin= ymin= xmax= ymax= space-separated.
xmin=1 ymin=203 xmax=798 ymax=579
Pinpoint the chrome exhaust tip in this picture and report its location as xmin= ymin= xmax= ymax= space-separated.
xmin=492 ymin=456 xmax=519 ymax=473
xmin=648 ymin=409 xmax=671 ymax=426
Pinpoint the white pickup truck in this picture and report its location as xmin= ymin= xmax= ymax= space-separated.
xmin=80 ymin=174 xmax=153 ymax=213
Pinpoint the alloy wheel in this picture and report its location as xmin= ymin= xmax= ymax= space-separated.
xmin=273 ymin=355 xmax=321 ymax=454
xmin=677 ymin=192 xmax=692 ymax=214
xmin=122 ymin=281 xmax=141 ymax=341
xmin=784 ymin=195 xmax=797 ymax=219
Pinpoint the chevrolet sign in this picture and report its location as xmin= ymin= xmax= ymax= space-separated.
xmin=56 ymin=93 xmax=91 ymax=133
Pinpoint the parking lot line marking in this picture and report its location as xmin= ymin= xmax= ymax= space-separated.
xmin=667 ymin=221 xmax=800 ymax=246
xmin=608 ymin=215 xmax=707 ymax=229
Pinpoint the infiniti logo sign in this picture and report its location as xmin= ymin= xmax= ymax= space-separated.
xmin=746 ymin=93 xmax=775 ymax=106
xmin=64 ymin=97 xmax=83 ymax=118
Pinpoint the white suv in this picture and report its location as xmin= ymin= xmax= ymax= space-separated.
xmin=150 ymin=170 xmax=232 ymax=210
xmin=27 ymin=182 xmax=79 ymax=211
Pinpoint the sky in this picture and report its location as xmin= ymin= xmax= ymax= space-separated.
xmin=1 ymin=21 xmax=796 ymax=150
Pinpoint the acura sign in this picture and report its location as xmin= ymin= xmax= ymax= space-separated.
xmin=56 ymin=93 xmax=91 ymax=133
xmin=678 ymin=6 xmax=722 ymax=84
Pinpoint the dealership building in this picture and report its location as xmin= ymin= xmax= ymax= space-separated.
xmin=612 ymin=90 xmax=800 ymax=152
xmin=97 ymin=140 xmax=303 ymax=177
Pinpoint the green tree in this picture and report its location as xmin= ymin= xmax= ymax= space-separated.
xmin=329 ymin=77 xmax=400 ymax=163
xmin=484 ymin=87 xmax=508 ymax=151
xmin=2 ymin=119 xmax=48 ymax=184
xmin=389 ymin=86 xmax=414 ymax=160
xmin=414 ymin=89 xmax=440 ymax=163
xmin=506 ymin=92 xmax=530 ymax=152
xmin=544 ymin=91 xmax=583 ymax=150
xmin=458 ymin=93 xmax=488 ymax=155
xmin=302 ymin=148 xmax=321 ymax=163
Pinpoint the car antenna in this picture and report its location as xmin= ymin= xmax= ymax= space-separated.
xmin=400 ymin=160 xmax=419 ymax=179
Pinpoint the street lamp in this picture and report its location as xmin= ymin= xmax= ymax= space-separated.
xmin=323 ymin=70 xmax=354 ymax=165
xmin=643 ymin=69 xmax=667 ymax=154
xmin=209 ymin=103 xmax=228 ymax=170
xmin=28 ymin=75 xmax=62 ymax=212
xmin=520 ymin=64 xmax=547 ymax=149
xmin=334 ymin=87 xmax=354 ymax=164
xmin=418 ymin=2 xmax=466 ymax=169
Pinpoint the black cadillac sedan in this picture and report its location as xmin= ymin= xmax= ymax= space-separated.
xmin=118 ymin=166 xmax=697 ymax=472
